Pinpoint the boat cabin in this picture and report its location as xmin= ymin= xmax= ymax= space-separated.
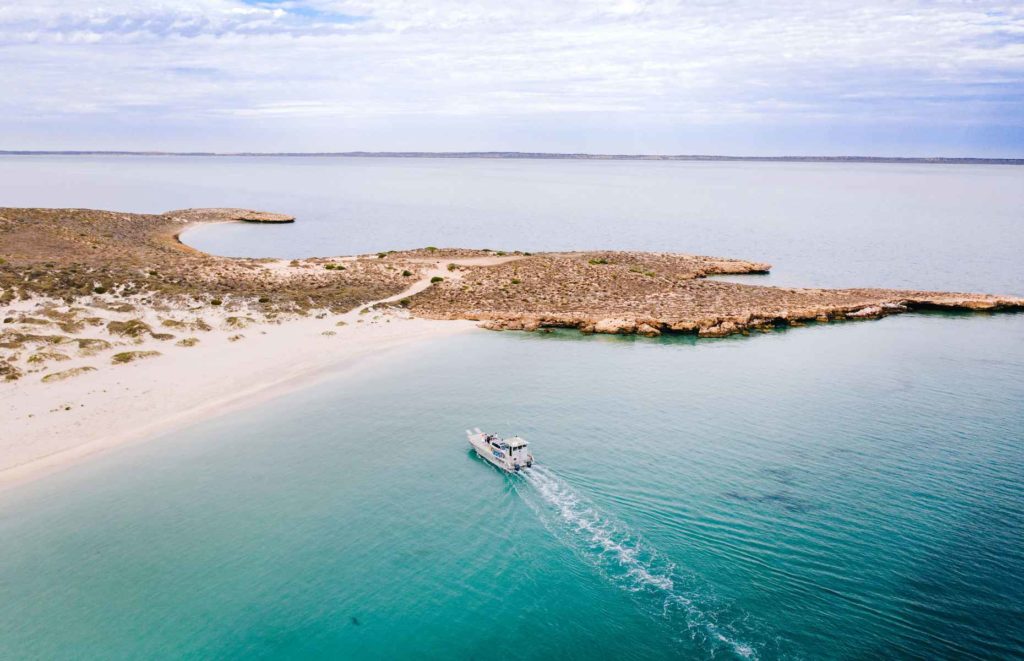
xmin=485 ymin=434 xmax=530 ymax=465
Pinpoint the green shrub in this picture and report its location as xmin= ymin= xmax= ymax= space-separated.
xmin=377 ymin=252 xmax=388 ymax=259
xmin=399 ymin=298 xmax=411 ymax=307
xmin=588 ymin=258 xmax=610 ymax=265
xmin=41 ymin=366 xmax=95 ymax=382
xmin=76 ymin=338 xmax=112 ymax=354
xmin=402 ymin=270 xmax=413 ymax=277
xmin=447 ymin=263 xmax=458 ymax=271
xmin=511 ymin=278 xmax=521 ymax=285
xmin=258 ymin=296 xmax=270 ymax=303
xmin=112 ymin=350 xmax=161 ymax=364
xmin=430 ymin=276 xmax=444 ymax=283
xmin=1 ymin=361 xmax=23 ymax=382
xmin=27 ymin=350 xmax=69 ymax=364
xmin=93 ymin=286 xmax=107 ymax=294
xmin=426 ymin=246 xmax=437 ymax=252
xmin=210 ymin=298 xmax=222 ymax=306
xmin=226 ymin=316 xmax=254 ymax=329
xmin=106 ymin=319 xmax=152 ymax=337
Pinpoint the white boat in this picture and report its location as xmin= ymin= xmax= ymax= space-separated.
xmin=467 ymin=428 xmax=534 ymax=473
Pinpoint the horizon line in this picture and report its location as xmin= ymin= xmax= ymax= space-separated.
xmin=1 ymin=150 xmax=1022 ymax=165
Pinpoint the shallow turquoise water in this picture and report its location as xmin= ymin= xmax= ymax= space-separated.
xmin=1 ymin=157 xmax=1023 ymax=659
xmin=2 ymin=314 xmax=1022 ymax=659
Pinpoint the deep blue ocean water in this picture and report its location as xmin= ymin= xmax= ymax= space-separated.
xmin=0 ymin=156 xmax=1022 ymax=659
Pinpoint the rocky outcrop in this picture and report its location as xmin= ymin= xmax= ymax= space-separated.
xmin=164 ymin=208 xmax=295 ymax=223
xmin=468 ymin=292 xmax=1022 ymax=338
xmin=413 ymin=253 xmax=1024 ymax=340
xmin=594 ymin=318 xmax=637 ymax=334
xmin=637 ymin=323 xmax=661 ymax=337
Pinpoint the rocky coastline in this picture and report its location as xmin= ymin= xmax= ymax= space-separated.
xmin=405 ymin=252 xmax=1023 ymax=338
xmin=466 ymin=293 xmax=1021 ymax=337
xmin=3 ymin=206 xmax=1022 ymax=387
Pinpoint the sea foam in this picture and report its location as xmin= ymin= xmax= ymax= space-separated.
xmin=518 ymin=465 xmax=762 ymax=659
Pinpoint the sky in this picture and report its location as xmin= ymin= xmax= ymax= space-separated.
xmin=1 ymin=0 xmax=1023 ymax=156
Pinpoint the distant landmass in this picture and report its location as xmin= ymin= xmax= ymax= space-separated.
xmin=1 ymin=150 xmax=1021 ymax=165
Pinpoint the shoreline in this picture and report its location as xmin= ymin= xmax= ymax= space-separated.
xmin=0 ymin=312 xmax=476 ymax=491
xmin=1 ymin=250 xmax=521 ymax=492
xmin=2 ymin=150 xmax=1022 ymax=165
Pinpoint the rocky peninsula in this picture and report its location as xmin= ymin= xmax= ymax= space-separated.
xmin=2 ymin=206 xmax=1022 ymax=487
xmin=405 ymin=250 xmax=1023 ymax=337
xmin=2 ymin=206 xmax=1023 ymax=386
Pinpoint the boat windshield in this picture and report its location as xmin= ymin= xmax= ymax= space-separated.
xmin=482 ymin=434 xmax=524 ymax=450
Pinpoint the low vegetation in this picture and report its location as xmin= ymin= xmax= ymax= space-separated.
xmin=41 ymin=366 xmax=96 ymax=382
xmin=111 ymin=350 xmax=162 ymax=364
xmin=106 ymin=319 xmax=152 ymax=337
xmin=0 ymin=207 xmax=414 ymax=314
xmin=27 ymin=350 xmax=70 ymax=364
xmin=225 ymin=316 xmax=255 ymax=329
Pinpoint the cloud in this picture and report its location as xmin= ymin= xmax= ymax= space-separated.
xmin=0 ymin=1 xmax=1022 ymax=153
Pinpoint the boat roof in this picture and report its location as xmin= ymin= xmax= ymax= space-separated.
xmin=507 ymin=436 xmax=528 ymax=448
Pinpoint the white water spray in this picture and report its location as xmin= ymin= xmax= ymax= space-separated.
xmin=517 ymin=465 xmax=759 ymax=660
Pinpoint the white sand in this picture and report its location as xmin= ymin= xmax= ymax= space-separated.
xmin=0 ymin=260 xmax=502 ymax=490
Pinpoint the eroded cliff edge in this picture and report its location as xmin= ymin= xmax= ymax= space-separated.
xmin=404 ymin=251 xmax=1023 ymax=337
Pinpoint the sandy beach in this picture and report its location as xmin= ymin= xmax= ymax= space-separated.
xmin=0 ymin=258 xmax=512 ymax=490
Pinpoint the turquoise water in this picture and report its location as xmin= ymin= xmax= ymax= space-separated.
xmin=2 ymin=316 xmax=1022 ymax=659
xmin=1 ymin=157 xmax=1023 ymax=659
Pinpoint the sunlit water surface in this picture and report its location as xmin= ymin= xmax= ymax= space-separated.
xmin=0 ymin=157 xmax=1022 ymax=659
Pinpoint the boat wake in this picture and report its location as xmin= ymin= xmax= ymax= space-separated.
xmin=517 ymin=466 xmax=766 ymax=659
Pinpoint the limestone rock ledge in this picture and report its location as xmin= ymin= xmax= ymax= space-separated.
xmin=453 ymin=291 xmax=1024 ymax=339
xmin=164 ymin=208 xmax=295 ymax=223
